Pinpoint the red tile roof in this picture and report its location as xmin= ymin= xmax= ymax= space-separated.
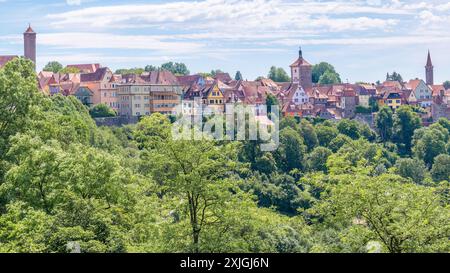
xmin=214 ymin=72 xmax=233 ymax=83
xmin=290 ymin=57 xmax=312 ymax=67
xmin=176 ymin=75 xmax=203 ymax=86
xmin=80 ymin=67 xmax=111 ymax=82
xmin=67 ymin=64 xmax=101 ymax=73
xmin=406 ymin=79 xmax=421 ymax=91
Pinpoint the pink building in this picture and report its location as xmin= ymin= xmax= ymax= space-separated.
xmin=80 ymin=67 xmax=119 ymax=111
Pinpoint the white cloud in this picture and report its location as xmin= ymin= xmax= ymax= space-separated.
xmin=46 ymin=0 xmax=404 ymax=34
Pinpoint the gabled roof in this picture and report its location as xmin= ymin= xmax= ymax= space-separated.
xmin=290 ymin=57 xmax=312 ymax=67
xmin=80 ymin=67 xmax=111 ymax=82
xmin=142 ymin=70 xmax=179 ymax=85
xmin=67 ymin=63 xmax=100 ymax=73
xmin=405 ymin=79 xmax=422 ymax=91
xmin=176 ymin=75 xmax=203 ymax=86
xmin=214 ymin=72 xmax=233 ymax=83
xmin=431 ymin=85 xmax=445 ymax=97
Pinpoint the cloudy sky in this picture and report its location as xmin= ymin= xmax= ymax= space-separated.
xmin=1 ymin=0 xmax=450 ymax=83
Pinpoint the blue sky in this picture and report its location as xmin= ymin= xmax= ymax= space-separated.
xmin=1 ymin=0 xmax=450 ymax=83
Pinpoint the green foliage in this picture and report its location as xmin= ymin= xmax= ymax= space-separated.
xmin=0 ymin=62 xmax=448 ymax=253
xmin=59 ymin=67 xmax=80 ymax=74
xmin=268 ymin=66 xmax=290 ymax=82
xmin=355 ymin=106 xmax=372 ymax=114
xmin=315 ymin=122 xmax=339 ymax=147
xmin=393 ymin=158 xmax=428 ymax=184
xmin=444 ymin=81 xmax=450 ymax=90
xmin=312 ymin=62 xmax=341 ymax=84
xmin=235 ymin=71 xmax=243 ymax=81
xmin=313 ymin=174 xmax=449 ymax=253
xmin=266 ymin=93 xmax=279 ymax=115
xmin=145 ymin=65 xmax=158 ymax=72
xmin=431 ymin=154 xmax=450 ymax=182
xmin=393 ymin=106 xmax=422 ymax=155
xmin=0 ymin=58 xmax=38 ymax=155
xmin=89 ymin=104 xmax=117 ymax=118
xmin=337 ymin=119 xmax=360 ymax=140
xmin=306 ymin=147 xmax=332 ymax=173
xmin=386 ymin=71 xmax=403 ymax=83
xmin=115 ymin=68 xmax=145 ymax=75
xmin=318 ymin=70 xmax=341 ymax=85
xmin=43 ymin=61 xmax=63 ymax=73
xmin=298 ymin=119 xmax=318 ymax=151
xmin=161 ymin=62 xmax=190 ymax=76
xmin=412 ymin=125 xmax=447 ymax=167
xmin=276 ymin=128 xmax=307 ymax=172
xmin=375 ymin=106 xmax=393 ymax=142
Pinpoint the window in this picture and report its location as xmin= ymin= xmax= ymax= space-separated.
xmin=396 ymin=100 xmax=400 ymax=103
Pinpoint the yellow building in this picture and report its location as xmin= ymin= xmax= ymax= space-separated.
xmin=384 ymin=91 xmax=402 ymax=110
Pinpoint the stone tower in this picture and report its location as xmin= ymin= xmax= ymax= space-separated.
xmin=425 ymin=50 xmax=434 ymax=86
xmin=290 ymin=46 xmax=312 ymax=89
xmin=24 ymin=24 xmax=36 ymax=69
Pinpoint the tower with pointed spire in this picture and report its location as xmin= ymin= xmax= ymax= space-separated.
xmin=290 ymin=46 xmax=312 ymax=88
xmin=24 ymin=24 xmax=36 ymax=69
xmin=425 ymin=50 xmax=434 ymax=86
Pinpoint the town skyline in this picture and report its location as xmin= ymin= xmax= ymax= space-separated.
xmin=1 ymin=0 xmax=450 ymax=83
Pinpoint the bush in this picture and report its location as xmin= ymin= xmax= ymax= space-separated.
xmin=89 ymin=104 xmax=116 ymax=118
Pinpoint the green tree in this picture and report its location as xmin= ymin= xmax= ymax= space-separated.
xmin=145 ymin=65 xmax=158 ymax=72
xmin=299 ymin=119 xmax=318 ymax=151
xmin=392 ymin=106 xmax=422 ymax=155
xmin=412 ymin=126 xmax=447 ymax=167
xmin=386 ymin=71 xmax=403 ymax=83
xmin=314 ymin=174 xmax=450 ymax=253
xmin=394 ymin=158 xmax=428 ymax=184
xmin=431 ymin=154 xmax=450 ymax=182
xmin=306 ymin=147 xmax=332 ymax=173
xmin=266 ymin=93 xmax=279 ymax=115
xmin=115 ymin=68 xmax=145 ymax=75
xmin=161 ymin=62 xmax=190 ymax=76
xmin=89 ymin=104 xmax=117 ymax=118
xmin=268 ymin=66 xmax=290 ymax=82
xmin=235 ymin=71 xmax=243 ymax=81
xmin=319 ymin=70 xmax=341 ymax=85
xmin=328 ymin=134 xmax=352 ymax=153
xmin=315 ymin=123 xmax=339 ymax=147
xmin=443 ymin=81 xmax=450 ymax=90
xmin=59 ymin=67 xmax=80 ymax=74
xmin=0 ymin=58 xmax=38 ymax=156
xmin=375 ymin=106 xmax=394 ymax=142
xmin=43 ymin=61 xmax=63 ymax=73
xmin=337 ymin=119 xmax=360 ymax=140
xmin=312 ymin=62 xmax=341 ymax=84
xmin=276 ymin=128 xmax=307 ymax=172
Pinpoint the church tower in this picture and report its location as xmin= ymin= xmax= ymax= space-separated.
xmin=425 ymin=50 xmax=434 ymax=86
xmin=24 ymin=24 xmax=36 ymax=69
xmin=290 ymin=46 xmax=312 ymax=88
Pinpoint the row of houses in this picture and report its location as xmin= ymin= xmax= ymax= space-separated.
xmin=34 ymin=49 xmax=450 ymax=123
xmin=1 ymin=26 xmax=448 ymax=124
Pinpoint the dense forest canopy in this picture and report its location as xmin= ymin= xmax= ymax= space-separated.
xmin=0 ymin=58 xmax=449 ymax=253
